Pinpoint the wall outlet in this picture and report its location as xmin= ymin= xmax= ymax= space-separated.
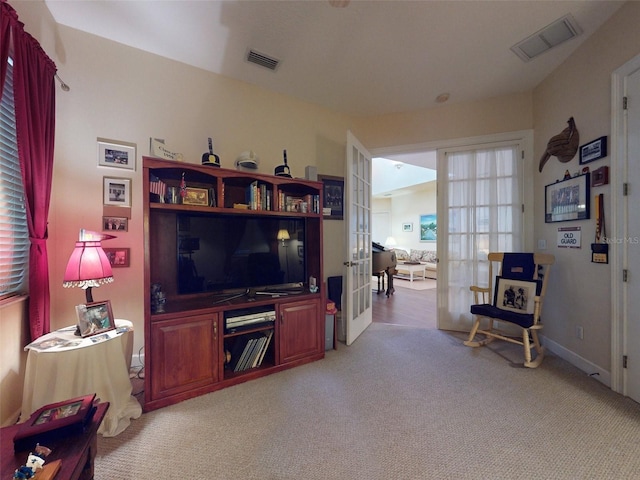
xmin=576 ymin=326 xmax=584 ymax=340
xmin=538 ymin=239 xmax=547 ymax=250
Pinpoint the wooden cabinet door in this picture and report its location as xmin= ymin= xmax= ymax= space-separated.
xmin=279 ymin=300 xmax=321 ymax=364
xmin=150 ymin=313 xmax=220 ymax=400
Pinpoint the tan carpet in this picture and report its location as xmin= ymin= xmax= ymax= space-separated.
xmin=97 ymin=323 xmax=640 ymax=479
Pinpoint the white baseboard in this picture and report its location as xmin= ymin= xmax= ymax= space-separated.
xmin=130 ymin=353 xmax=144 ymax=372
xmin=542 ymin=335 xmax=610 ymax=387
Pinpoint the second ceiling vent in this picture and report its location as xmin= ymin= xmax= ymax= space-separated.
xmin=246 ymin=49 xmax=280 ymax=71
xmin=511 ymin=14 xmax=583 ymax=62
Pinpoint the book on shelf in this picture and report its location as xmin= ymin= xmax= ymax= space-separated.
xmin=228 ymin=330 xmax=274 ymax=373
xmin=233 ymin=334 xmax=259 ymax=372
xmin=244 ymin=181 xmax=272 ymax=211
xmin=237 ymin=335 xmax=261 ymax=372
xmin=228 ymin=334 xmax=253 ymax=371
xmin=250 ymin=335 xmax=268 ymax=369
xmin=255 ymin=330 xmax=274 ymax=366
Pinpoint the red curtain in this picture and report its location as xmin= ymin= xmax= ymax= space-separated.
xmin=1 ymin=0 xmax=57 ymax=340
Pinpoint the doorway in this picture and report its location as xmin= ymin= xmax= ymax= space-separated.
xmin=371 ymin=152 xmax=437 ymax=329
xmin=611 ymin=53 xmax=640 ymax=401
xmin=371 ymin=130 xmax=533 ymax=332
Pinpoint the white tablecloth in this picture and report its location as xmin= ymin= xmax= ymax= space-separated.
xmin=19 ymin=319 xmax=142 ymax=436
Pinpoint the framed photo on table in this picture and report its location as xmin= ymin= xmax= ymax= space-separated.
xmin=75 ymin=300 xmax=115 ymax=338
xmin=13 ymin=394 xmax=97 ymax=452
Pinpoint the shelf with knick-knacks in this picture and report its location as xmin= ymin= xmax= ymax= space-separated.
xmin=144 ymin=156 xmax=321 ymax=216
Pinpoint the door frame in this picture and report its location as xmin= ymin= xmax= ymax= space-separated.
xmin=372 ymin=130 xmax=534 ymax=327
xmin=611 ymin=53 xmax=640 ymax=395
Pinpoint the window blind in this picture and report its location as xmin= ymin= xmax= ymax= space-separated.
xmin=0 ymin=58 xmax=29 ymax=297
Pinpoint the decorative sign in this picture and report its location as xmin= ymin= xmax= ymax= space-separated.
xmin=557 ymin=226 xmax=581 ymax=248
xmin=149 ymin=138 xmax=183 ymax=161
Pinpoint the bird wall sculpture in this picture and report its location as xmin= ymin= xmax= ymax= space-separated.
xmin=538 ymin=117 xmax=579 ymax=172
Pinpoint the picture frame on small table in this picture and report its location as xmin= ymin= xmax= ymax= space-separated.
xmin=75 ymin=300 xmax=116 ymax=338
xmin=13 ymin=394 xmax=97 ymax=452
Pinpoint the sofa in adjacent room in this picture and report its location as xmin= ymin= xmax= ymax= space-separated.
xmin=391 ymin=248 xmax=437 ymax=280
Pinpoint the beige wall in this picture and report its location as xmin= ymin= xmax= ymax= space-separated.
xmin=533 ymin=1 xmax=640 ymax=373
xmin=4 ymin=0 xmax=639 ymax=425
xmin=0 ymin=297 xmax=29 ymax=425
xmin=351 ymin=91 xmax=533 ymax=150
xmin=373 ymin=183 xmax=437 ymax=253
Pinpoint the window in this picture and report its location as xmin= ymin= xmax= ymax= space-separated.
xmin=438 ymin=140 xmax=525 ymax=330
xmin=0 ymin=58 xmax=29 ymax=298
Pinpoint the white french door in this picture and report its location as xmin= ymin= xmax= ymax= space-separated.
xmin=612 ymin=54 xmax=640 ymax=402
xmin=437 ymin=142 xmax=524 ymax=331
xmin=344 ymin=131 xmax=373 ymax=345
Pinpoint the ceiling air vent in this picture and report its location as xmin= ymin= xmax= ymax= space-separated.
xmin=246 ymin=49 xmax=280 ymax=71
xmin=511 ymin=14 xmax=583 ymax=62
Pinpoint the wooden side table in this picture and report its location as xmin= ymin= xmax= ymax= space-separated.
xmin=1 ymin=402 xmax=109 ymax=480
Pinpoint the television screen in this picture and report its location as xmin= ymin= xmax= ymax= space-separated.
xmin=176 ymin=214 xmax=306 ymax=294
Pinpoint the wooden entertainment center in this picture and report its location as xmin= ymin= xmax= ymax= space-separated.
xmin=142 ymin=157 xmax=325 ymax=411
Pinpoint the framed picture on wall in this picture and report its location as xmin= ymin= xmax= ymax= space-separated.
xmin=402 ymin=222 xmax=413 ymax=232
xmin=545 ymin=173 xmax=590 ymax=223
xmin=103 ymin=176 xmax=131 ymax=207
xmin=318 ymin=175 xmax=344 ymax=220
xmin=97 ymin=138 xmax=136 ymax=171
xmin=420 ymin=214 xmax=437 ymax=242
xmin=579 ymin=136 xmax=607 ymax=164
xmin=103 ymin=247 xmax=130 ymax=267
xmin=102 ymin=216 xmax=128 ymax=231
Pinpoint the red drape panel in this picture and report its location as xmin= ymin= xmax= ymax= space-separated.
xmin=2 ymin=0 xmax=57 ymax=340
xmin=0 ymin=0 xmax=17 ymax=101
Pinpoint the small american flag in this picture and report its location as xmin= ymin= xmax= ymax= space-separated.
xmin=150 ymin=174 xmax=166 ymax=201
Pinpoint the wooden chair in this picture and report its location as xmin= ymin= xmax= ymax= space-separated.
xmin=464 ymin=252 xmax=555 ymax=368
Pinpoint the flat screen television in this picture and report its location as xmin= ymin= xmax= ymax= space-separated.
xmin=176 ymin=213 xmax=306 ymax=294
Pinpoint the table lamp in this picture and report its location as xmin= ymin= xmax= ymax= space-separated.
xmin=63 ymin=229 xmax=115 ymax=303
xmin=277 ymin=228 xmax=290 ymax=246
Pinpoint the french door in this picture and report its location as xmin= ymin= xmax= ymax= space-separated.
xmin=437 ymin=142 xmax=524 ymax=331
xmin=344 ymin=131 xmax=373 ymax=345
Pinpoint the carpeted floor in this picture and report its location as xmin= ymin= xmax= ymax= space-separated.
xmin=97 ymin=323 xmax=640 ymax=479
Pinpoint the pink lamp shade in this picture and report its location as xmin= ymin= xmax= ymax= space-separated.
xmin=63 ymin=240 xmax=113 ymax=303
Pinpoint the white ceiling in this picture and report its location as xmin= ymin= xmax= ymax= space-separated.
xmin=44 ymin=0 xmax=624 ymax=117
xmin=372 ymin=154 xmax=436 ymax=198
